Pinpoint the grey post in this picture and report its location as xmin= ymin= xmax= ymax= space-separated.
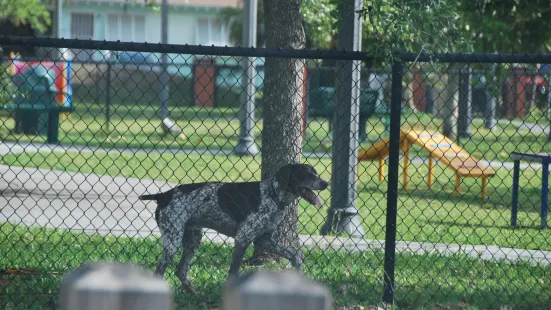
xmin=458 ymin=68 xmax=472 ymax=138
xmin=222 ymin=270 xmax=333 ymax=310
xmin=234 ymin=0 xmax=260 ymax=156
xmin=424 ymin=84 xmax=434 ymax=114
xmin=484 ymin=64 xmax=497 ymax=130
xmin=55 ymin=0 xmax=63 ymax=58
xmin=159 ymin=0 xmax=170 ymax=129
xmin=105 ymin=61 xmax=112 ymax=135
xmin=322 ymin=0 xmax=364 ymax=238
xmin=60 ymin=262 xmax=173 ymax=310
xmin=484 ymin=90 xmax=496 ymax=130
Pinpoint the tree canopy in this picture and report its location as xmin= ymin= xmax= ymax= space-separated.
xmin=0 ymin=0 xmax=51 ymax=33
xmin=217 ymin=0 xmax=551 ymax=60
xmin=457 ymin=0 xmax=551 ymax=54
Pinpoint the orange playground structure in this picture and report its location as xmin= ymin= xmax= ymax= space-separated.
xmin=358 ymin=129 xmax=495 ymax=199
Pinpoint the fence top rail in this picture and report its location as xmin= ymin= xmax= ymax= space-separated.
xmin=400 ymin=52 xmax=551 ymax=64
xmin=0 ymin=36 xmax=371 ymax=61
xmin=2 ymin=36 xmax=550 ymax=64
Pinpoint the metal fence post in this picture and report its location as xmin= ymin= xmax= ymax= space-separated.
xmin=234 ymin=0 xmax=259 ymax=156
xmin=323 ymin=0 xmax=364 ymax=238
xmin=382 ymin=62 xmax=403 ymax=306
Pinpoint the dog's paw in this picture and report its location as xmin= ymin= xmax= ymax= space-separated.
xmin=242 ymin=253 xmax=275 ymax=267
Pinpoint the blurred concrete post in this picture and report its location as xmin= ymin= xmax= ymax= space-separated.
xmin=222 ymin=270 xmax=333 ymax=310
xmin=322 ymin=0 xmax=364 ymax=237
xmin=234 ymin=0 xmax=260 ymax=156
xmin=60 ymin=262 xmax=173 ymax=310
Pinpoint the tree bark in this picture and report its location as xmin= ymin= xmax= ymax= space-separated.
xmin=247 ymin=0 xmax=306 ymax=264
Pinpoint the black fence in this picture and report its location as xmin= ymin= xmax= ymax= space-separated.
xmin=1 ymin=36 xmax=551 ymax=309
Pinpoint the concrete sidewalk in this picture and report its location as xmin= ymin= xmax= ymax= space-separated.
xmin=1 ymin=164 xmax=550 ymax=266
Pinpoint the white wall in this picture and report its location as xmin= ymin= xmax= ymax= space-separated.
xmin=61 ymin=3 xmax=231 ymax=62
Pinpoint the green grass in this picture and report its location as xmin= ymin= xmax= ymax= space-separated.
xmin=1 ymin=223 xmax=550 ymax=310
xmin=521 ymin=105 xmax=551 ymax=126
xmin=2 ymin=150 xmax=551 ymax=252
xmin=1 ymin=101 xmax=550 ymax=163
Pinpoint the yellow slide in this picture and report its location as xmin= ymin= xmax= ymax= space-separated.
xmin=358 ymin=129 xmax=495 ymax=199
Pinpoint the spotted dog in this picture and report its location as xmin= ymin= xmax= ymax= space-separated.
xmin=139 ymin=163 xmax=329 ymax=292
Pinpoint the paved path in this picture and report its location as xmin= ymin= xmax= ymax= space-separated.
xmin=1 ymin=164 xmax=550 ymax=266
xmin=472 ymin=117 xmax=550 ymax=134
xmin=508 ymin=119 xmax=550 ymax=135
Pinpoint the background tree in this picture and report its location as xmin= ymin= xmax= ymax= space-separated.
xmin=457 ymin=0 xmax=551 ymax=54
xmin=0 ymin=0 xmax=51 ymax=34
xmin=217 ymin=0 xmax=336 ymax=50
xmin=247 ymin=0 xmax=307 ymax=264
xmin=0 ymin=0 xmax=51 ymax=104
xmin=217 ymin=0 xmax=266 ymax=48
xmin=455 ymin=0 xmax=551 ymax=114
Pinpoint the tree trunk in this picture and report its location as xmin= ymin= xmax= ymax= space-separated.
xmin=442 ymin=71 xmax=459 ymax=139
xmin=247 ymin=0 xmax=306 ymax=264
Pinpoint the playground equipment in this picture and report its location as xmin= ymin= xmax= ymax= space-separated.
xmin=358 ymin=129 xmax=495 ymax=199
xmin=9 ymin=52 xmax=73 ymax=112
xmin=3 ymin=52 xmax=73 ymax=143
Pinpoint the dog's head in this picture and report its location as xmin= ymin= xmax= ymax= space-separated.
xmin=275 ymin=163 xmax=329 ymax=208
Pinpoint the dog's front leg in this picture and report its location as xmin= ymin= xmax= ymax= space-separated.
xmin=228 ymin=216 xmax=266 ymax=277
xmin=257 ymin=236 xmax=304 ymax=272
xmin=228 ymin=242 xmax=251 ymax=277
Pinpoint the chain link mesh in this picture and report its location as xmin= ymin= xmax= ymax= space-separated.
xmin=0 ymin=38 xmax=550 ymax=309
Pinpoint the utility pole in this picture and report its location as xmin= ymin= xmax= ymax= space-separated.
xmin=159 ymin=0 xmax=183 ymax=136
xmin=320 ymin=0 xmax=365 ymax=238
xmin=234 ymin=0 xmax=260 ymax=156
xmin=160 ymin=0 xmax=169 ymax=123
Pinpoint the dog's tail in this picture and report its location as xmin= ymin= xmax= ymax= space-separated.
xmin=139 ymin=193 xmax=163 ymax=201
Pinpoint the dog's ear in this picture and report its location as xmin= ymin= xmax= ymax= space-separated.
xmin=275 ymin=164 xmax=293 ymax=190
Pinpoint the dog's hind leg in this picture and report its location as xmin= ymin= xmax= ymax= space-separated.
xmin=155 ymin=224 xmax=185 ymax=278
xmin=175 ymin=225 xmax=203 ymax=293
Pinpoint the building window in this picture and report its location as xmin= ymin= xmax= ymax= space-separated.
xmin=70 ymin=13 xmax=94 ymax=60
xmin=106 ymin=14 xmax=146 ymax=42
xmin=195 ymin=17 xmax=227 ymax=46
xmin=70 ymin=13 xmax=94 ymax=39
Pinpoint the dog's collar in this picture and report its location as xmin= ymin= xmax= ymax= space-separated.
xmin=269 ymin=179 xmax=287 ymax=210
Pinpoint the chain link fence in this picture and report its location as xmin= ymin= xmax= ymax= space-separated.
xmin=1 ymin=37 xmax=551 ymax=309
